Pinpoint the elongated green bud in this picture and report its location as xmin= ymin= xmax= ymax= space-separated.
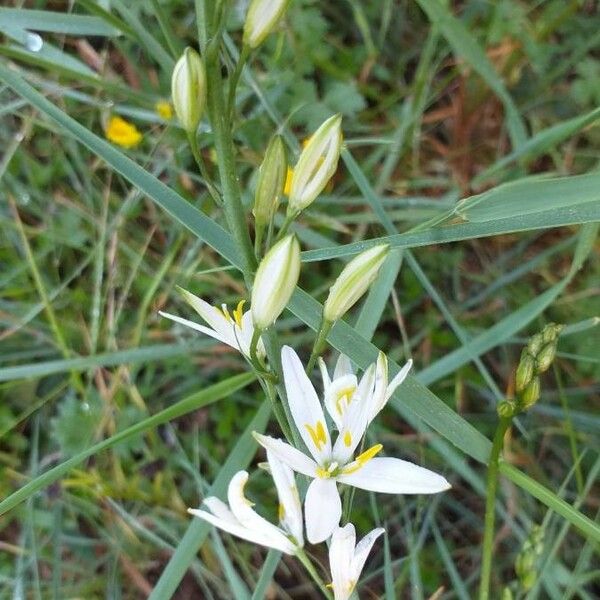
xmin=323 ymin=244 xmax=389 ymax=323
xmin=519 ymin=376 xmax=540 ymax=411
xmin=251 ymin=234 xmax=300 ymax=330
xmin=515 ymin=351 xmax=535 ymax=393
xmin=287 ymin=114 xmax=343 ymax=216
xmin=171 ymin=48 xmax=206 ymax=134
xmin=253 ymin=135 xmax=287 ymax=229
xmin=243 ymin=0 xmax=289 ymax=49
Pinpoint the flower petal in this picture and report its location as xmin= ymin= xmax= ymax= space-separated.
xmin=253 ymin=433 xmax=318 ymax=477
xmin=332 ymin=392 xmax=372 ymax=464
xmin=305 ymin=478 xmax=341 ymax=544
xmin=227 ymin=471 xmax=289 ymax=547
xmin=350 ymin=527 xmax=385 ymax=583
xmin=188 ymin=508 xmax=294 ymax=554
xmin=281 ymin=346 xmax=331 ymax=462
xmin=178 ymin=288 xmax=236 ymax=341
xmin=333 ymin=354 xmax=353 ymax=379
xmin=329 ymin=524 xmax=355 ymax=598
xmin=267 ymin=450 xmax=303 ymax=547
xmin=384 ymin=359 xmax=413 ymax=404
xmin=324 ymin=373 xmax=357 ymax=431
xmin=338 ymin=456 xmax=451 ymax=494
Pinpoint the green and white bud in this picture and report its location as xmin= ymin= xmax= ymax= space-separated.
xmin=497 ymin=400 xmax=515 ymax=419
xmin=287 ymin=114 xmax=343 ymax=216
xmin=171 ymin=48 xmax=206 ymax=134
xmin=253 ymin=135 xmax=287 ymax=230
xmin=251 ymin=234 xmax=300 ymax=330
xmin=243 ymin=0 xmax=289 ymax=49
xmin=323 ymin=244 xmax=389 ymax=323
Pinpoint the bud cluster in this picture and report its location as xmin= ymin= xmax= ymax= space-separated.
xmin=501 ymin=323 xmax=563 ymax=417
xmin=515 ymin=525 xmax=544 ymax=591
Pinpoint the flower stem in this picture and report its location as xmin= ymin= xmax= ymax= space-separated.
xmin=227 ymin=44 xmax=250 ymax=121
xmin=478 ymin=415 xmax=512 ymax=600
xmin=275 ymin=211 xmax=297 ymax=242
xmin=186 ymin=131 xmax=221 ymax=205
xmin=306 ymin=318 xmax=333 ymax=373
xmin=296 ymin=549 xmax=333 ymax=600
xmin=203 ymin=38 xmax=256 ymax=279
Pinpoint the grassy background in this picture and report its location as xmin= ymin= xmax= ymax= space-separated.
xmin=1 ymin=1 xmax=599 ymax=598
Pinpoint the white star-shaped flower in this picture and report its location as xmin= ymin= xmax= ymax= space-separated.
xmin=188 ymin=450 xmax=303 ymax=554
xmin=160 ymin=287 xmax=265 ymax=358
xmin=254 ymin=346 xmax=450 ymax=543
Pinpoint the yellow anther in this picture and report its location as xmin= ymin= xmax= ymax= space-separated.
xmin=356 ymin=443 xmax=383 ymax=465
xmin=305 ymin=420 xmax=327 ymax=451
xmin=278 ymin=502 xmax=285 ymax=521
xmin=233 ymin=299 xmax=246 ymax=327
xmin=316 ymin=467 xmax=331 ymax=479
xmin=343 ymin=430 xmax=352 ymax=447
xmin=155 ymin=100 xmax=173 ymax=120
xmin=283 ymin=166 xmax=294 ymax=196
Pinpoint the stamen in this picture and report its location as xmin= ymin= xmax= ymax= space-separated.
xmin=343 ymin=430 xmax=352 ymax=447
xmin=220 ymin=303 xmax=232 ymax=322
xmin=305 ymin=420 xmax=327 ymax=451
xmin=278 ymin=502 xmax=285 ymax=521
xmin=316 ymin=467 xmax=331 ymax=479
xmin=233 ymin=299 xmax=246 ymax=327
xmin=356 ymin=443 xmax=383 ymax=465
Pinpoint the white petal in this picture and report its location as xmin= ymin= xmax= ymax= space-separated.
xmin=188 ymin=508 xmax=295 ymax=554
xmin=333 ymin=354 xmax=353 ymax=379
xmin=329 ymin=524 xmax=355 ymax=598
xmin=318 ymin=357 xmax=331 ymax=391
xmin=324 ymin=373 xmax=357 ymax=431
xmin=350 ymin=527 xmax=385 ymax=582
xmin=305 ymin=478 xmax=341 ymax=544
xmin=178 ymin=288 xmax=236 ymax=341
xmin=267 ymin=450 xmax=303 ymax=547
xmin=253 ymin=433 xmax=318 ymax=477
xmin=227 ymin=471 xmax=289 ymax=546
xmin=159 ymin=311 xmax=237 ymax=350
xmin=281 ymin=346 xmax=331 ymax=462
xmin=338 ymin=457 xmax=451 ymax=494
xmin=384 ymin=359 xmax=413 ymax=403
xmin=356 ymin=361 xmax=376 ymax=405
xmin=332 ymin=393 xmax=371 ymax=464
xmin=366 ymin=352 xmax=388 ymax=422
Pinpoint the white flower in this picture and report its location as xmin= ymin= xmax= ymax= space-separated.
xmin=287 ymin=114 xmax=343 ymax=215
xmin=254 ymin=346 xmax=450 ymax=544
xmin=188 ymin=451 xmax=303 ymax=554
xmin=159 ymin=288 xmax=264 ymax=358
xmin=171 ymin=47 xmax=206 ymax=133
xmin=251 ymin=234 xmax=301 ymax=330
xmin=328 ymin=524 xmax=384 ymax=600
xmin=323 ymin=244 xmax=389 ymax=323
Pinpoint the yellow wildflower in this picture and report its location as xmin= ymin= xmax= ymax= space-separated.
xmin=105 ymin=116 xmax=142 ymax=148
xmin=155 ymin=100 xmax=173 ymax=120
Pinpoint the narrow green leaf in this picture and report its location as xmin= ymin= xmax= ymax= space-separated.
xmin=0 ymin=8 xmax=119 ymax=36
xmin=0 ymin=341 xmax=214 ymax=382
xmin=500 ymin=463 xmax=600 ymax=544
xmin=250 ymin=550 xmax=281 ymax=600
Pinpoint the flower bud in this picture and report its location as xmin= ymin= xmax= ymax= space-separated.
xmin=497 ymin=400 xmax=515 ymax=419
xmin=535 ymin=343 xmax=556 ymax=374
xmin=253 ymin=135 xmax=287 ymax=229
xmin=243 ymin=0 xmax=289 ymax=49
xmin=515 ymin=351 xmax=535 ymax=393
xmin=287 ymin=114 xmax=343 ymax=216
xmin=171 ymin=48 xmax=206 ymax=134
xmin=251 ymin=234 xmax=300 ymax=330
xmin=527 ymin=332 xmax=543 ymax=356
xmin=323 ymin=244 xmax=389 ymax=323
xmin=519 ymin=376 xmax=540 ymax=411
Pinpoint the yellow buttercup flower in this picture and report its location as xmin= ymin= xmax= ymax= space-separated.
xmin=155 ymin=100 xmax=173 ymax=120
xmin=105 ymin=116 xmax=142 ymax=148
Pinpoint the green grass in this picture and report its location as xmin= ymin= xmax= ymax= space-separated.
xmin=1 ymin=1 xmax=599 ymax=598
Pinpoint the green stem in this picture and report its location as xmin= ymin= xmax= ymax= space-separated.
xmin=204 ymin=39 xmax=256 ymax=279
xmin=275 ymin=211 xmax=297 ymax=242
xmin=306 ymin=318 xmax=333 ymax=373
xmin=227 ymin=44 xmax=250 ymax=121
xmin=478 ymin=416 xmax=512 ymax=600
xmin=296 ymin=549 xmax=333 ymax=600
xmin=187 ymin=131 xmax=222 ymax=205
